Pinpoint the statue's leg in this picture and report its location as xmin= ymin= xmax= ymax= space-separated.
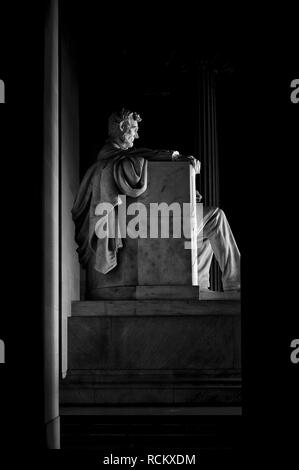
xmin=197 ymin=236 xmax=214 ymax=288
xmin=200 ymin=206 xmax=240 ymax=291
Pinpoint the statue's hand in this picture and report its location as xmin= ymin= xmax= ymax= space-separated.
xmin=171 ymin=152 xmax=201 ymax=173
xmin=171 ymin=150 xmax=181 ymax=160
xmin=186 ymin=155 xmax=201 ymax=173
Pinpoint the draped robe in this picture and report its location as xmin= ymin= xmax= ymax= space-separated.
xmin=72 ymin=142 xmax=173 ymax=274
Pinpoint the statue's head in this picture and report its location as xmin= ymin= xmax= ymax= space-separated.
xmin=108 ymin=108 xmax=142 ymax=149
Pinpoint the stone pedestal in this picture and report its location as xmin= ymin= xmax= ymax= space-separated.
xmin=86 ymin=161 xmax=198 ymax=300
xmin=61 ymin=299 xmax=241 ymax=407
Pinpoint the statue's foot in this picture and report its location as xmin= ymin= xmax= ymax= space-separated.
xmin=223 ymin=287 xmax=241 ymax=298
xmin=222 ymin=290 xmax=241 ymax=299
xmin=199 ymin=287 xmax=240 ymax=300
xmin=223 ymin=284 xmax=240 ymax=292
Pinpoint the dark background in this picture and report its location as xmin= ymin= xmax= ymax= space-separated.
xmin=63 ymin=8 xmax=244 ymax=247
xmin=0 ymin=1 xmax=298 ymax=465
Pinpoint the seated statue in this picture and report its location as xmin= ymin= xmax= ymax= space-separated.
xmin=72 ymin=108 xmax=240 ymax=293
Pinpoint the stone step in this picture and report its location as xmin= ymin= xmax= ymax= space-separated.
xmin=60 ymin=415 xmax=242 ymax=451
xmin=71 ymin=298 xmax=241 ymax=316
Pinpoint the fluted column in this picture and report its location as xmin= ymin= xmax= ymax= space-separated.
xmin=196 ymin=64 xmax=222 ymax=291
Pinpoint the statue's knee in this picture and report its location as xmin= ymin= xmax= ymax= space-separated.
xmin=215 ymin=208 xmax=226 ymax=223
xmin=215 ymin=207 xmax=224 ymax=217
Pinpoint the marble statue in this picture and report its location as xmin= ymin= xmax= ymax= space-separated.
xmin=72 ymin=108 xmax=240 ymax=294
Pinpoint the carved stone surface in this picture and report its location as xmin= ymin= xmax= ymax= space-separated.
xmin=85 ymin=162 xmax=198 ymax=300
xmin=61 ymin=299 xmax=241 ymax=406
xmin=68 ymin=315 xmax=238 ymax=370
xmin=60 ymin=384 xmax=241 ymax=406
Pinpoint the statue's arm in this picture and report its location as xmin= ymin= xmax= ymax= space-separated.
xmin=125 ymin=147 xmax=201 ymax=172
xmin=128 ymin=147 xmax=174 ymax=161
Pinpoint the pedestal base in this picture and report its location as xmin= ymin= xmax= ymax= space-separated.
xmin=87 ymin=285 xmax=200 ymax=300
xmin=61 ymin=299 xmax=241 ymax=407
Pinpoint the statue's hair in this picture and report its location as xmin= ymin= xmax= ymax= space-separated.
xmin=108 ymin=108 xmax=142 ymax=139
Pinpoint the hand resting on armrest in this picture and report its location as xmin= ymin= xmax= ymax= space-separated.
xmin=171 ymin=151 xmax=201 ymax=173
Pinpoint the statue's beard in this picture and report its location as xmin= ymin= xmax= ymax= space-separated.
xmin=119 ymin=133 xmax=134 ymax=149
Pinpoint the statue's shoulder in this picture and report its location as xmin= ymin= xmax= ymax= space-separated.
xmin=97 ymin=142 xmax=121 ymax=161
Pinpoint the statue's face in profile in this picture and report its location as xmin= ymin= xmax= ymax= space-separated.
xmin=108 ymin=110 xmax=141 ymax=150
xmin=122 ymin=118 xmax=139 ymax=149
